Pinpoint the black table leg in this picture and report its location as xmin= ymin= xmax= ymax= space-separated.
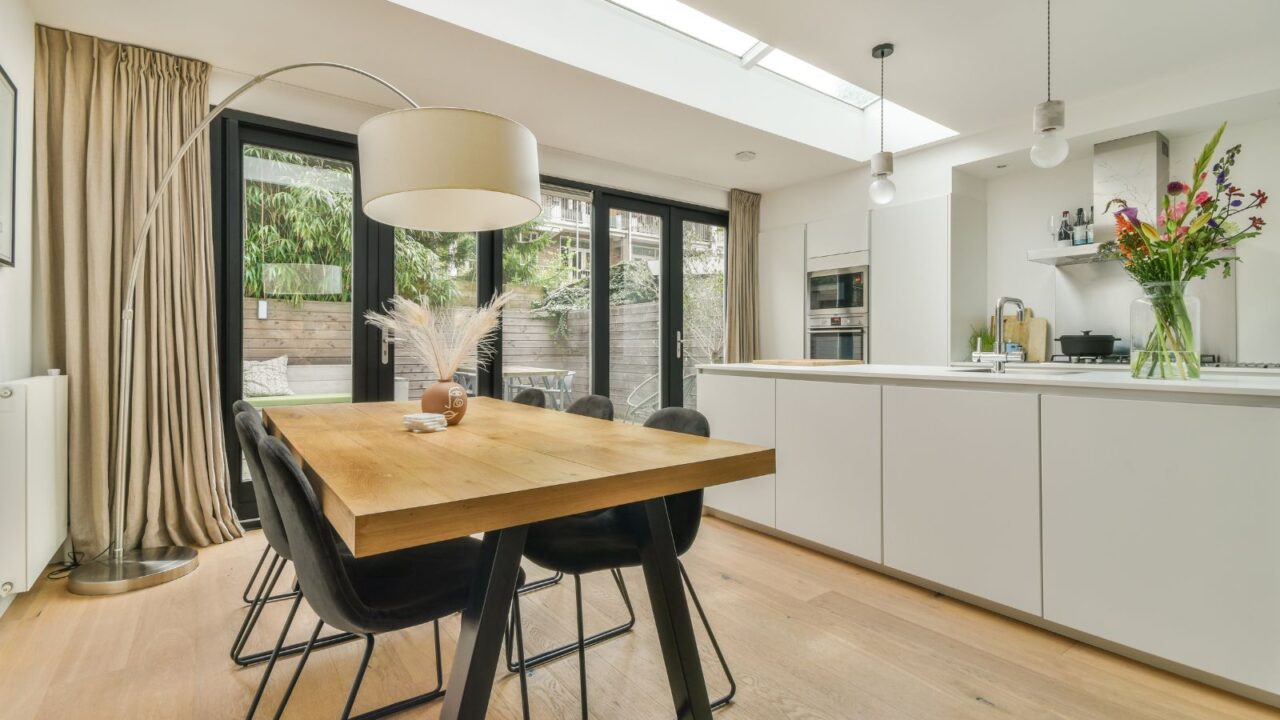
xmin=637 ymin=499 xmax=713 ymax=720
xmin=439 ymin=525 xmax=529 ymax=720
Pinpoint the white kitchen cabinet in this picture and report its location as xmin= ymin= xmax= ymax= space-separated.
xmin=805 ymin=211 xmax=866 ymax=259
xmin=882 ymin=385 xmax=1041 ymax=614
xmin=1042 ymin=395 xmax=1280 ymax=695
xmin=697 ymin=373 xmax=776 ymax=527
xmin=758 ymin=224 xmax=805 ymax=361
xmin=869 ymin=196 xmax=950 ymax=365
xmin=774 ymin=379 xmax=881 ymax=560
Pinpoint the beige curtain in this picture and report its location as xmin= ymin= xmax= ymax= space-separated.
xmin=35 ymin=27 xmax=241 ymax=556
xmin=725 ymin=188 xmax=761 ymax=363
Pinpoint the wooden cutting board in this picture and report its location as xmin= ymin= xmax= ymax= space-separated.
xmin=992 ymin=308 xmax=1049 ymax=362
xmin=753 ymin=359 xmax=865 ymax=366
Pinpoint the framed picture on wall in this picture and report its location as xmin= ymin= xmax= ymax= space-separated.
xmin=0 ymin=63 xmax=15 ymax=267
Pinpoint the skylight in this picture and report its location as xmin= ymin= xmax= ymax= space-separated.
xmin=606 ymin=0 xmax=879 ymax=109
xmin=609 ymin=0 xmax=757 ymax=56
xmin=758 ymin=49 xmax=880 ymax=109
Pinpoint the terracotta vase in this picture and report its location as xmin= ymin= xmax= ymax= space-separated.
xmin=421 ymin=379 xmax=468 ymax=425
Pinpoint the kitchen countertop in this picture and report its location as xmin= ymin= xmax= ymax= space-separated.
xmin=697 ymin=362 xmax=1280 ymax=399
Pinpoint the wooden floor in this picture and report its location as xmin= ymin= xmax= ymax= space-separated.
xmin=1 ymin=518 xmax=1276 ymax=720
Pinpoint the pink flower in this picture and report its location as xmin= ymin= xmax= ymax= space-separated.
xmin=1176 ymin=226 xmax=1189 ymax=238
xmin=1157 ymin=212 xmax=1167 ymax=225
xmin=1200 ymin=172 xmax=1208 ymax=181
xmin=1194 ymin=191 xmax=1211 ymax=206
xmin=1172 ymin=201 xmax=1188 ymax=222
xmin=1167 ymin=181 xmax=1188 ymax=195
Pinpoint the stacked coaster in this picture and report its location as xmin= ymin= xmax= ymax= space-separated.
xmin=403 ymin=412 xmax=448 ymax=433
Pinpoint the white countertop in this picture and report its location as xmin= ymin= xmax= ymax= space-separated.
xmin=697 ymin=362 xmax=1280 ymax=399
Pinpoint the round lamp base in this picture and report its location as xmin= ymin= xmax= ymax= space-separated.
xmin=67 ymin=546 xmax=199 ymax=596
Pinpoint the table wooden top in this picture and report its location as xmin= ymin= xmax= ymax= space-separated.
xmin=264 ymin=399 xmax=774 ymax=557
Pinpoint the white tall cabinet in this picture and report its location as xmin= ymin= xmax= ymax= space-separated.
xmin=869 ymin=197 xmax=951 ymax=365
xmin=882 ymin=385 xmax=1042 ymax=615
xmin=698 ymin=373 xmax=776 ymax=527
xmin=758 ymin=224 xmax=806 ymax=361
xmin=1042 ymin=395 xmax=1280 ymax=695
xmin=774 ymin=379 xmax=881 ymax=560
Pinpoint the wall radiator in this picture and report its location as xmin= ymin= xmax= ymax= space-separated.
xmin=0 ymin=375 xmax=68 ymax=604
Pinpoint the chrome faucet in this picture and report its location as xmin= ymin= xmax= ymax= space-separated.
xmin=981 ymin=296 xmax=1025 ymax=373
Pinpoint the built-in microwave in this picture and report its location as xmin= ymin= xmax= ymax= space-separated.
xmin=807 ymin=265 xmax=868 ymax=318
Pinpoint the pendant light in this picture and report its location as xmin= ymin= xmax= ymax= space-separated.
xmin=868 ymin=42 xmax=896 ymax=205
xmin=1030 ymin=0 xmax=1068 ymax=168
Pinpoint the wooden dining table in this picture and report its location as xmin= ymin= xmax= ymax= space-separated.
xmin=263 ymin=398 xmax=775 ymax=720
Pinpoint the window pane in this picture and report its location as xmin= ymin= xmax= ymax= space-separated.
xmin=610 ymin=208 xmax=662 ymax=423
xmin=394 ymin=229 xmax=479 ymax=399
xmin=501 ymin=186 xmax=592 ymax=411
xmin=682 ymin=220 xmax=727 ymax=408
xmin=240 ymin=144 xmax=355 ymax=482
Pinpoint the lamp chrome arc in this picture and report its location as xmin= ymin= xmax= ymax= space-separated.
xmin=71 ymin=62 xmax=424 ymax=597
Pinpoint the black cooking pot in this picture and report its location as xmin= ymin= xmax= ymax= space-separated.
xmin=1056 ymin=331 xmax=1118 ymax=357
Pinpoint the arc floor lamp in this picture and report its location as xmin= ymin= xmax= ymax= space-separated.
xmin=67 ymin=62 xmax=542 ymax=595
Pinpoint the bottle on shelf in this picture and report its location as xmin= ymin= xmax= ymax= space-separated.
xmin=1072 ymin=207 xmax=1088 ymax=246
xmin=1085 ymin=206 xmax=1095 ymax=244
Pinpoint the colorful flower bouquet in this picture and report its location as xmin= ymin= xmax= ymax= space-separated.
xmin=1103 ymin=122 xmax=1268 ymax=379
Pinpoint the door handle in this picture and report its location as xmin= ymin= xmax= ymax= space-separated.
xmin=381 ymin=331 xmax=393 ymax=365
xmin=675 ymin=330 xmax=683 ymax=359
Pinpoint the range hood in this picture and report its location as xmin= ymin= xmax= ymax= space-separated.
xmin=1091 ymin=131 xmax=1170 ymax=244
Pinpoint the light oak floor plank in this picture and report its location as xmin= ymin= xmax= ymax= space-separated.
xmin=0 ymin=518 xmax=1275 ymax=719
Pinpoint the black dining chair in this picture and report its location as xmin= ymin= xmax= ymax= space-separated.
xmin=512 ymin=387 xmax=547 ymax=407
xmin=257 ymin=434 xmax=532 ymax=720
xmin=565 ymin=394 xmax=614 ymax=421
xmin=508 ymin=407 xmax=735 ymax=718
xmin=232 ymin=408 xmax=357 ymax=674
xmin=233 ymin=399 xmax=295 ymax=609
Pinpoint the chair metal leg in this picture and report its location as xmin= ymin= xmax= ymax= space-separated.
xmin=347 ymin=621 xmax=447 ymax=720
xmin=517 ymin=570 xmax=563 ymax=596
xmin=272 ymin=619 xmax=324 ymax=720
xmin=512 ymin=592 xmax=531 ymax=720
xmin=574 ymin=574 xmax=588 ymax=720
xmin=245 ymin=592 xmax=303 ymax=720
xmin=679 ymin=562 xmax=736 ymax=711
xmin=242 ymin=546 xmax=272 ymax=605
xmin=505 ymin=568 xmax=635 ymax=673
xmin=341 ymin=635 xmax=377 ymax=720
xmin=232 ymin=555 xmax=359 ymax=667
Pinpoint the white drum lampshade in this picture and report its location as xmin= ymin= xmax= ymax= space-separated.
xmin=358 ymin=107 xmax=542 ymax=232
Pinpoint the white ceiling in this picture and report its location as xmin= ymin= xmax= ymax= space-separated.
xmin=30 ymin=0 xmax=1280 ymax=194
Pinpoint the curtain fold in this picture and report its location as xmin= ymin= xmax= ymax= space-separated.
xmin=35 ymin=26 xmax=241 ymax=556
xmin=725 ymin=188 xmax=761 ymax=363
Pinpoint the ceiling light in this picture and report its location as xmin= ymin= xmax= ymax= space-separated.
xmin=759 ymin=49 xmax=879 ymax=109
xmin=868 ymin=43 xmax=896 ymax=206
xmin=608 ymin=0 xmax=758 ymax=56
xmin=735 ymin=150 xmax=757 ymax=162
xmin=1030 ymin=0 xmax=1069 ymax=168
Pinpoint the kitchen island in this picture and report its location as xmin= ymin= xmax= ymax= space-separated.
xmin=696 ymin=362 xmax=1280 ymax=707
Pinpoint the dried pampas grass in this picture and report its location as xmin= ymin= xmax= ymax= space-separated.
xmin=365 ymin=292 xmax=514 ymax=381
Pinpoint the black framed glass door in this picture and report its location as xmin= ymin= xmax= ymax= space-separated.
xmin=213 ymin=111 xmax=396 ymax=520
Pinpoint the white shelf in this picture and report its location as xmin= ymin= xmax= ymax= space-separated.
xmin=1026 ymin=243 xmax=1118 ymax=266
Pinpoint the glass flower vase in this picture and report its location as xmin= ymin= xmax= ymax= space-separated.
xmin=1130 ymin=282 xmax=1200 ymax=380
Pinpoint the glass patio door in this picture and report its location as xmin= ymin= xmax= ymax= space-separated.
xmin=591 ymin=194 xmax=727 ymax=423
xmin=215 ymin=114 xmax=396 ymax=520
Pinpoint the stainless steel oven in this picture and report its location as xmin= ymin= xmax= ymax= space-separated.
xmin=807 ymin=265 xmax=868 ymax=319
xmin=808 ymin=313 xmax=867 ymax=361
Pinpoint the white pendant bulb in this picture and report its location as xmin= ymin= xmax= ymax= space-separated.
xmin=1031 ymin=0 xmax=1068 ymax=168
xmin=869 ymin=43 xmax=895 ymax=205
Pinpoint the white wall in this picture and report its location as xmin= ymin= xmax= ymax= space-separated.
xmin=210 ymin=68 xmax=728 ymax=211
xmin=0 ymin=0 xmax=34 ymax=383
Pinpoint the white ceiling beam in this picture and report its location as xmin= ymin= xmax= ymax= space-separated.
xmin=739 ymin=41 xmax=773 ymax=69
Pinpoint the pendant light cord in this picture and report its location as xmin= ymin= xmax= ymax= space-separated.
xmin=879 ymin=53 xmax=885 ymax=152
xmin=1046 ymin=0 xmax=1052 ymax=102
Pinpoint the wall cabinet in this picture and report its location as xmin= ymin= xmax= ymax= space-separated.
xmin=774 ymin=380 xmax=881 ymax=561
xmin=698 ymin=373 xmax=776 ymax=527
xmin=758 ymin=224 xmax=805 ymax=360
xmin=869 ymin=196 xmax=951 ymax=365
xmin=882 ymin=385 xmax=1042 ymax=614
xmin=805 ymin=211 xmax=866 ymax=258
xmin=1042 ymin=395 xmax=1280 ymax=695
